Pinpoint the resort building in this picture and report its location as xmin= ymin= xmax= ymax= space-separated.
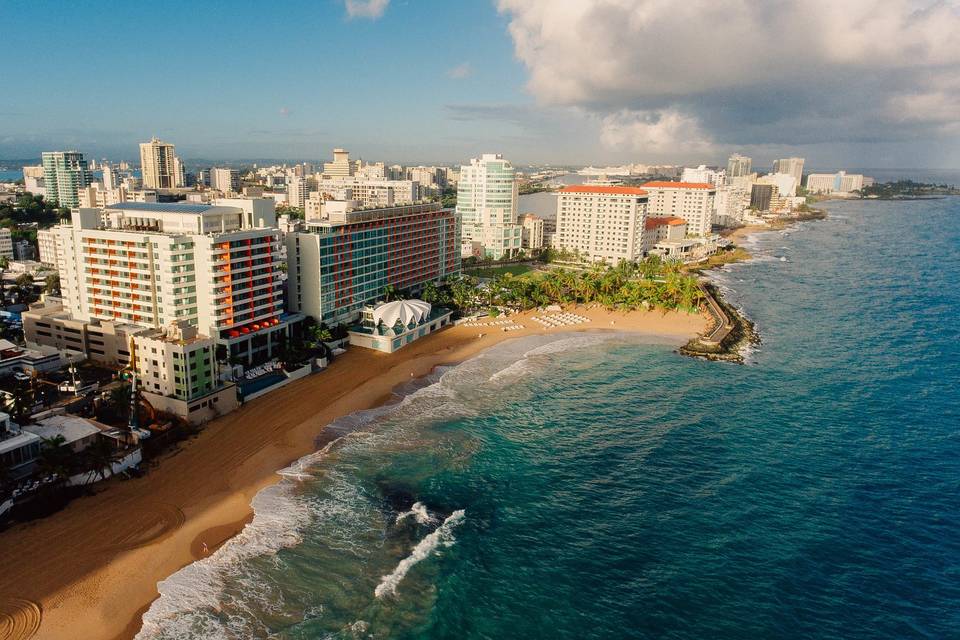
xmin=132 ymin=321 xmax=239 ymax=425
xmin=139 ymin=137 xmax=182 ymax=189
xmin=286 ymin=201 xmax=460 ymax=326
xmin=347 ymin=299 xmax=452 ymax=353
xmin=726 ymin=153 xmax=752 ymax=183
xmin=0 ymin=228 xmax=12 ymax=259
xmin=39 ymin=199 xmax=299 ymax=366
xmin=805 ymin=171 xmax=865 ymax=195
xmin=555 ymin=185 xmax=649 ymax=264
xmin=41 ymin=151 xmax=92 ymax=207
xmin=456 ymin=153 xmax=523 ymax=259
xmin=756 ymin=172 xmax=799 ymax=198
xmin=641 ymin=181 xmax=717 ymax=236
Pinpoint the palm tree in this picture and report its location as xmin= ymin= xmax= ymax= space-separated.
xmin=81 ymin=436 xmax=117 ymax=483
xmin=38 ymin=435 xmax=72 ymax=483
xmin=7 ymin=381 xmax=34 ymax=423
xmin=383 ymin=284 xmax=397 ymax=302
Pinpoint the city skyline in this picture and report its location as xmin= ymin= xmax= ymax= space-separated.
xmin=3 ymin=0 xmax=960 ymax=168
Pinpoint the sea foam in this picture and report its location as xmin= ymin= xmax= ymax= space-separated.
xmin=375 ymin=509 xmax=466 ymax=599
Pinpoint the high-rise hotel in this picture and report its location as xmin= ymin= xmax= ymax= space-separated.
xmin=36 ymin=198 xmax=298 ymax=365
xmin=555 ymin=186 xmax=649 ymax=264
xmin=286 ymin=201 xmax=459 ymax=325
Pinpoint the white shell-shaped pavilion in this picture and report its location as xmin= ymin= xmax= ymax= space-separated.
xmin=371 ymin=299 xmax=432 ymax=329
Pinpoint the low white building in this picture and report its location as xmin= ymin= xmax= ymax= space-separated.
xmin=348 ymin=300 xmax=452 ymax=353
xmin=805 ymin=171 xmax=865 ymax=194
xmin=643 ymin=217 xmax=687 ymax=253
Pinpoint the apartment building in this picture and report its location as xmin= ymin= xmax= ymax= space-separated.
xmin=641 ymin=181 xmax=716 ymax=236
xmin=286 ymin=201 xmax=460 ymax=325
xmin=210 ymin=168 xmax=240 ymax=194
xmin=555 ymin=186 xmax=649 ymax=264
xmin=772 ymin=157 xmax=805 ymax=184
xmin=456 ymin=153 xmax=523 ymax=259
xmin=139 ymin=137 xmax=182 ymax=189
xmin=42 ymin=151 xmax=92 ymax=207
xmin=312 ymin=178 xmax=419 ymax=208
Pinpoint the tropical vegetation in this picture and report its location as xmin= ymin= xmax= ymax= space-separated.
xmin=424 ymin=257 xmax=704 ymax=315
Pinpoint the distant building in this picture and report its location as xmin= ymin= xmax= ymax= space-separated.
xmin=756 ymin=172 xmax=798 ymax=198
xmin=726 ymin=153 xmax=753 ymax=184
xmin=641 ymin=181 xmax=716 ymax=236
xmin=13 ymin=240 xmax=35 ymax=262
xmin=139 ymin=137 xmax=183 ymax=189
xmin=0 ymin=229 xmax=12 ymax=259
xmin=287 ymin=176 xmax=309 ymax=209
xmin=805 ymin=171 xmax=865 ymax=194
xmin=456 ymin=153 xmax=523 ymax=259
xmin=520 ymin=214 xmax=544 ymax=250
xmin=210 ymin=167 xmax=240 ymax=194
xmin=555 ymin=186 xmax=649 ymax=264
xmin=322 ymin=148 xmax=356 ymax=178
xmin=22 ymin=165 xmax=45 ymax=197
xmin=681 ymin=165 xmax=725 ymax=187
xmin=41 ymin=151 xmax=92 ymax=207
xmin=750 ymin=184 xmax=775 ymax=211
xmin=101 ymin=162 xmax=120 ymax=190
xmin=37 ymin=229 xmax=57 ymax=266
xmin=772 ymin=157 xmax=805 ymax=184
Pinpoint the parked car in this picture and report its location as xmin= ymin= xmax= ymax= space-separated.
xmin=13 ymin=372 xmax=31 ymax=382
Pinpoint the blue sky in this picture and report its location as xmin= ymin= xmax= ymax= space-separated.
xmin=0 ymin=0 xmax=532 ymax=163
xmin=2 ymin=0 xmax=960 ymax=168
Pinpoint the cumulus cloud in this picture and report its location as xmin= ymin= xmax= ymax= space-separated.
xmin=344 ymin=0 xmax=389 ymax=20
xmin=447 ymin=62 xmax=472 ymax=80
xmin=497 ymin=0 xmax=960 ymax=159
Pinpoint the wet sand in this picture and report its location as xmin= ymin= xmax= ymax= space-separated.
xmin=0 ymin=306 xmax=706 ymax=640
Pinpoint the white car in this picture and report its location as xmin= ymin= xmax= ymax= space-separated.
xmin=13 ymin=372 xmax=31 ymax=382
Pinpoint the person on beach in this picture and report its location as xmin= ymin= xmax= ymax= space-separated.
xmin=202 ymin=542 xmax=209 ymax=554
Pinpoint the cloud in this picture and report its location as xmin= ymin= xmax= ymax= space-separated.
xmin=496 ymin=0 xmax=960 ymax=161
xmin=447 ymin=62 xmax=472 ymax=80
xmin=343 ymin=0 xmax=389 ymax=20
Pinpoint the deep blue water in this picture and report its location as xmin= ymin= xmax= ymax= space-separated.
xmin=137 ymin=197 xmax=960 ymax=639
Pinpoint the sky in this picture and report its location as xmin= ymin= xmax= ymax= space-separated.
xmin=2 ymin=0 xmax=960 ymax=169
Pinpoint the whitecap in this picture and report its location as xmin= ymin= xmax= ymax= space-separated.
xmin=375 ymin=509 xmax=466 ymax=599
xmin=396 ymin=501 xmax=434 ymax=525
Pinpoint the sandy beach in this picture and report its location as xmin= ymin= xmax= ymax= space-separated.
xmin=0 ymin=306 xmax=706 ymax=640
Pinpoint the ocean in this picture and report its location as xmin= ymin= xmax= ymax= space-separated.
xmin=136 ymin=196 xmax=960 ymax=639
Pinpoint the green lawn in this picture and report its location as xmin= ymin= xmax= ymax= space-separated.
xmin=465 ymin=264 xmax=535 ymax=278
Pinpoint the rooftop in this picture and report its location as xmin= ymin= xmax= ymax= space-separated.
xmin=107 ymin=202 xmax=221 ymax=214
xmin=559 ymin=185 xmax=648 ymax=196
xmin=23 ymin=415 xmax=102 ymax=444
xmin=646 ymin=216 xmax=688 ymax=229
xmin=641 ymin=181 xmax=716 ymax=190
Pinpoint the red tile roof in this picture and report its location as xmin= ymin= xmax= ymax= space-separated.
xmin=559 ymin=185 xmax=648 ymax=196
xmin=645 ymin=216 xmax=687 ymax=229
xmin=641 ymin=181 xmax=715 ymax=190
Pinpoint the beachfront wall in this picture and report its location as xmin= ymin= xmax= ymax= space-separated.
xmin=348 ymin=311 xmax=452 ymax=353
xmin=143 ymin=383 xmax=239 ymax=426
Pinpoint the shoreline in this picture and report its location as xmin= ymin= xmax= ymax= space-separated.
xmin=0 ymin=306 xmax=706 ymax=640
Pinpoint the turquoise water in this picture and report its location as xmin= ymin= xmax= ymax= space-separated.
xmin=137 ymin=197 xmax=960 ymax=639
